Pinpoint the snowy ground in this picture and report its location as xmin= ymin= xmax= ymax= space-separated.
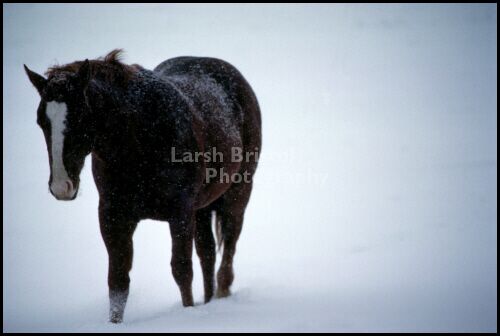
xmin=3 ymin=4 xmax=497 ymax=332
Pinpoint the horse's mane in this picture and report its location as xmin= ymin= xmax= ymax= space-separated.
xmin=45 ymin=49 xmax=139 ymax=86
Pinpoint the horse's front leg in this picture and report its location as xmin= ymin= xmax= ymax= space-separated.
xmin=168 ymin=210 xmax=195 ymax=307
xmin=99 ymin=201 xmax=138 ymax=323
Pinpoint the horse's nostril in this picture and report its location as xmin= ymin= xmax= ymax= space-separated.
xmin=66 ymin=180 xmax=74 ymax=193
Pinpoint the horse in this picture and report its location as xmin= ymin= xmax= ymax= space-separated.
xmin=24 ymin=49 xmax=261 ymax=323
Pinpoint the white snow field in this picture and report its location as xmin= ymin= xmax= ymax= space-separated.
xmin=3 ymin=4 xmax=497 ymax=332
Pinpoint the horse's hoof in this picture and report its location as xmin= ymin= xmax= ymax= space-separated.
xmin=181 ymin=295 xmax=194 ymax=307
xmin=109 ymin=312 xmax=123 ymax=324
xmin=216 ymin=288 xmax=231 ymax=298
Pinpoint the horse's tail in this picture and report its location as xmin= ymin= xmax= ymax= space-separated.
xmin=214 ymin=210 xmax=223 ymax=252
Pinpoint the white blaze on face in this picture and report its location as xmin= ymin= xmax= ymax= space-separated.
xmin=46 ymin=101 xmax=75 ymax=199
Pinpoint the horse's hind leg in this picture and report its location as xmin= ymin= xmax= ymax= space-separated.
xmin=194 ymin=207 xmax=216 ymax=303
xmin=216 ymin=181 xmax=253 ymax=298
xmin=168 ymin=210 xmax=195 ymax=307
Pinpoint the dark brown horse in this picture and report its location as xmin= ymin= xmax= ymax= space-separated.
xmin=24 ymin=50 xmax=261 ymax=323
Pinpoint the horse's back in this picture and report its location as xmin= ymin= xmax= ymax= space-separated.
xmin=153 ymin=56 xmax=244 ymax=95
xmin=154 ymin=57 xmax=260 ymax=118
xmin=154 ymin=56 xmax=248 ymax=91
xmin=154 ymin=56 xmax=261 ymax=150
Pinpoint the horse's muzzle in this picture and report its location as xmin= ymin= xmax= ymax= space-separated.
xmin=50 ymin=179 xmax=77 ymax=201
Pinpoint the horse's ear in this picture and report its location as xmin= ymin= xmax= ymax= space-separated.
xmin=24 ymin=64 xmax=47 ymax=95
xmin=77 ymin=59 xmax=91 ymax=89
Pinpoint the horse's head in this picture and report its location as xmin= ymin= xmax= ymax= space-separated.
xmin=24 ymin=61 xmax=93 ymax=201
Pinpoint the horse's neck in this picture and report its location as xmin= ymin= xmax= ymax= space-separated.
xmin=90 ymin=76 xmax=189 ymax=161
